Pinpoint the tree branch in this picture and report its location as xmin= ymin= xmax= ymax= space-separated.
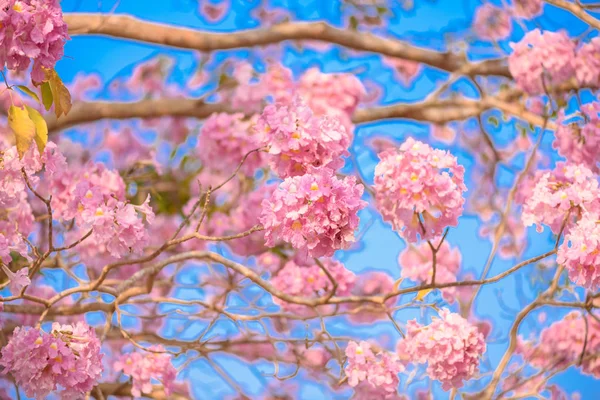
xmin=63 ymin=13 xmax=510 ymax=77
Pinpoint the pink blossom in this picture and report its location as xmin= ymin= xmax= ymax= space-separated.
xmin=383 ymin=57 xmax=421 ymax=87
xmin=508 ymin=29 xmax=576 ymax=95
xmin=431 ymin=124 xmax=456 ymax=144
xmin=256 ymin=96 xmax=351 ymax=177
xmin=512 ymin=0 xmax=543 ymax=18
xmin=260 ymin=168 xmax=366 ymax=257
xmin=198 ymin=112 xmax=266 ymax=176
xmin=557 ymin=212 xmax=600 ymax=289
xmin=521 ymin=163 xmax=600 ymax=233
xmin=374 ymin=137 xmax=467 ymax=242
xmin=114 ymin=346 xmax=177 ymax=397
xmin=575 ymin=38 xmax=600 ymax=87
xmin=1 ymin=265 xmax=30 ymax=295
xmin=68 ymin=73 xmax=101 ymax=101
xmin=553 ymin=104 xmax=600 ymax=172
xmin=348 ymin=271 xmax=397 ymax=323
xmin=397 ymin=309 xmax=486 ymax=390
xmin=0 ymin=0 xmax=69 ymax=83
xmin=199 ymin=0 xmax=229 ymax=23
xmin=270 ymin=258 xmax=355 ymax=313
xmin=0 ymin=322 xmax=103 ymax=399
xmin=398 ymin=241 xmax=461 ymax=303
xmin=472 ymin=4 xmax=512 ymax=41
xmin=298 ymin=67 xmax=365 ymax=116
xmin=345 ymin=341 xmax=404 ymax=395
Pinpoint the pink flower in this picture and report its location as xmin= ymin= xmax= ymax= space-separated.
xmin=398 ymin=241 xmax=461 ymax=302
xmin=383 ymin=57 xmax=421 ymax=87
xmin=553 ymin=104 xmax=600 ymax=172
xmin=114 ymin=346 xmax=177 ymax=397
xmin=1 ymin=265 xmax=30 ymax=295
xmin=198 ymin=112 xmax=266 ymax=176
xmin=0 ymin=0 xmax=70 ymax=83
xmin=270 ymin=258 xmax=355 ymax=313
xmin=256 ymin=96 xmax=351 ymax=178
xmin=374 ymin=137 xmax=467 ymax=242
xmin=521 ymin=163 xmax=600 ymax=233
xmin=298 ymin=67 xmax=365 ymax=116
xmin=199 ymin=0 xmax=229 ymax=23
xmin=575 ymin=38 xmax=600 ymax=87
xmin=347 ymin=271 xmax=397 ymax=324
xmin=260 ymin=168 xmax=367 ymax=257
xmin=512 ymin=0 xmax=543 ymax=18
xmin=0 ymin=322 xmax=103 ymax=399
xmin=472 ymin=4 xmax=512 ymax=41
xmin=557 ymin=212 xmax=600 ymax=289
xmin=508 ymin=29 xmax=576 ymax=95
xmin=397 ymin=309 xmax=486 ymax=390
xmin=345 ymin=341 xmax=404 ymax=395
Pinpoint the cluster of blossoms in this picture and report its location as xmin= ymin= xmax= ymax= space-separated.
xmin=512 ymin=0 xmax=543 ymax=18
xmin=517 ymin=311 xmax=600 ymax=377
xmin=197 ymin=112 xmax=265 ymax=176
xmin=345 ymin=341 xmax=404 ymax=397
xmin=472 ymin=4 xmax=512 ymax=41
xmin=114 ymin=346 xmax=177 ymax=398
xmin=0 ymin=0 xmax=69 ymax=82
xmin=374 ymin=137 xmax=467 ymax=242
xmin=347 ymin=271 xmax=397 ymax=324
xmin=397 ymin=309 xmax=486 ymax=390
xmin=521 ymin=162 xmax=600 ymax=233
xmin=509 ymin=29 xmax=600 ymax=94
xmin=398 ymin=241 xmax=461 ymax=303
xmin=553 ymin=103 xmax=600 ymax=172
xmin=255 ymin=96 xmax=351 ymax=178
xmin=0 ymin=322 xmax=103 ymax=399
xmin=270 ymin=258 xmax=355 ymax=313
xmin=260 ymin=168 xmax=366 ymax=257
xmin=557 ymin=213 xmax=600 ymax=289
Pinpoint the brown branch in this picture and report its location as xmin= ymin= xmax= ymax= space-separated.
xmin=545 ymin=0 xmax=600 ymax=30
xmin=64 ymin=14 xmax=510 ymax=77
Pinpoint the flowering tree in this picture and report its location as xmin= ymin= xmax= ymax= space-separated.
xmin=1 ymin=0 xmax=600 ymax=398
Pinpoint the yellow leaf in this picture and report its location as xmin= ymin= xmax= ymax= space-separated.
xmin=25 ymin=105 xmax=48 ymax=155
xmin=415 ymin=289 xmax=432 ymax=302
xmin=41 ymin=81 xmax=53 ymax=111
xmin=8 ymin=105 xmax=36 ymax=159
xmin=44 ymin=68 xmax=71 ymax=118
xmin=16 ymin=85 xmax=40 ymax=103
xmin=393 ymin=278 xmax=403 ymax=292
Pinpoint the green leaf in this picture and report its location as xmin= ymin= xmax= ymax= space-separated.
xmin=25 ymin=105 xmax=48 ymax=156
xmin=43 ymin=68 xmax=71 ymax=118
xmin=41 ymin=82 xmax=53 ymax=111
xmin=16 ymin=85 xmax=40 ymax=103
xmin=487 ymin=116 xmax=499 ymax=128
xmin=349 ymin=16 xmax=358 ymax=30
xmin=8 ymin=105 xmax=36 ymax=159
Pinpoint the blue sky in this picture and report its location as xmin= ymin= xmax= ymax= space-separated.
xmin=16 ymin=0 xmax=600 ymax=398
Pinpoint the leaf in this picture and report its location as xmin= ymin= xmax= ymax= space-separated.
xmin=8 ymin=106 xmax=36 ymax=159
xmin=44 ymin=68 xmax=71 ymax=118
xmin=25 ymin=105 xmax=48 ymax=155
xmin=414 ymin=289 xmax=432 ymax=302
xmin=487 ymin=116 xmax=499 ymax=128
xmin=349 ymin=16 xmax=358 ymax=30
xmin=16 ymin=85 xmax=40 ymax=103
xmin=393 ymin=278 xmax=403 ymax=292
xmin=41 ymin=82 xmax=53 ymax=111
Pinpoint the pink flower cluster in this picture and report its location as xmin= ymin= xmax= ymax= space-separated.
xmin=508 ymin=29 xmax=575 ymax=95
xmin=517 ymin=311 xmax=600 ymax=377
xmin=397 ymin=309 xmax=486 ymax=390
xmin=345 ymin=341 xmax=404 ymax=396
xmin=521 ymin=163 xmax=600 ymax=233
xmin=509 ymin=29 xmax=600 ymax=93
xmin=374 ymin=137 xmax=467 ymax=242
xmin=260 ymin=168 xmax=366 ymax=257
xmin=512 ymin=0 xmax=543 ymax=18
xmin=114 ymin=346 xmax=177 ymax=398
xmin=255 ymin=96 xmax=351 ymax=178
xmin=0 ymin=0 xmax=69 ymax=82
xmin=557 ymin=213 xmax=600 ymax=289
xmin=198 ymin=112 xmax=265 ymax=176
xmin=472 ymin=4 xmax=512 ymax=41
xmin=398 ymin=241 xmax=461 ymax=302
xmin=0 ymin=322 xmax=103 ymax=399
xmin=553 ymin=103 xmax=600 ymax=172
xmin=347 ymin=271 xmax=397 ymax=324
xmin=270 ymin=258 xmax=355 ymax=313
